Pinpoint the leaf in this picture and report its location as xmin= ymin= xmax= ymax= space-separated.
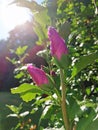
xmin=11 ymin=83 xmax=42 ymax=94
xmin=33 ymin=21 xmax=46 ymax=44
xmin=86 ymin=118 xmax=98 ymax=130
xmin=6 ymin=103 xmax=23 ymax=114
xmin=43 ymin=105 xmax=59 ymax=119
xmin=34 ymin=96 xmax=51 ymax=106
xmin=11 ymin=83 xmax=43 ymax=102
xmin=59 ymin=21 xmax=71 ymax=40
xmin=6 ymin=105 xmax=19 ymax=114
xmin=53 ymin=54 xmax=70 ymax=70
xmin=20 ymin=92 xmax=36 ymax=102
xmin=67 ymin=97 xmax=82 ymax=121
xmin=14 ymin=72 xmax=24 ymax=79
xmin=72 ymin=51 xmax=98 ymax=78
xmin=79 ymin=100 xmax=96 ymax=108
xmin=12 ymin=0 xmax=50 ymax=45
xmin=15 ymin=46 xmax=28 ymax=56
xmin=32 ymin=8 xmax=50 ymax=44
xmin=12 ymin=0 xmax=45 ymax=12
xmin=38 ymin=104 xmax=61 ymax=129
xmin=6 ymin=57 xmax=17 ymax=65
xmin=34 ymin=9 xmax=50 ymax=28
xmin=77 ymin=109 xmax=96 ymax=130
xmin=47 ymin=0 xmax=57 ymax=18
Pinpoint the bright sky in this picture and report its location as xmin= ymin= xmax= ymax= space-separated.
xmin=0 ymin=0 xmax=43 ymax=40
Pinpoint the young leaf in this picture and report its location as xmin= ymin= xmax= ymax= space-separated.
xmin=6 ymin=103 xmax=23 ymax=114
xmin=14 ymin=72 xmax=24 ymax=79
xmin=15 ymin=46 xmax=28 ymax=56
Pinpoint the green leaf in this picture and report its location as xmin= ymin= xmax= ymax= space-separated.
xmin=43 ymin=105 xmax=58 ymax=119
xmin=6 ymin=57 xmax=17 ymax=65
xmin=14 ymin=72 xmax=24 ymax=79
xmin=6 ymin=103 xmax=23 ymax=114
xmin=12 ymin=0 xmax=50 ymax=45
xmin=79 ymin=100 xmax=96 ymax=108
xmin=6 ymin=105 xmax=19 ymax=114
xmin=34 ymin=96 xmax=51 ymax=106
xmin=67 ymin=97 xmax=82 ymax=121
xmin=77 ymin=109 xmax=96 ymax=130
xmin=11 ymin=83 xmax=43 ymax=102
xmin=20 ymin=92 xmax=36 ymax=102
xmin=72 ymin=51 xmax=98 ymax=78
xmin=59 ymin=21 xmax=70 ymax=40
xmin=11 ymin=83 xmax=42 ymax=94
xmin=47 ymin=0 xmax=57 ymax=18
xmin=86 ymin=119 xmax=98 ymax=130
xmin=86 ymin=88 xmax=91 ymax=95
xmin=33 ymin=8 xmax=50 ymax=44
xmin=33 ymin=21 xmax=46 ymax=44
xmin=12 ymin=0 xmax=45 ymax=12
xmin=34 ymin=9 xmax=50 ymax=29
xmin=53 ymin=54 xmax=70 ymax=70
xmin=15 ymin=46 xmax=28 ymax=56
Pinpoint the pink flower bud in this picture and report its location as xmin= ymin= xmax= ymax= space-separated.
xmin=50 ymin=70 xmax=56 ymax=77
xmin=48 ymin=26 xmax=68 ymax=60
xmin=27 ymin=64 xmax=49 ymax=86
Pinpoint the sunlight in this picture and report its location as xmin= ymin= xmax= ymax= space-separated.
xmin=1 ymin=2 xmax=31 ymax=29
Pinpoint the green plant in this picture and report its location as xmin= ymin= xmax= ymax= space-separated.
xmin=6 ymin=0 xmax=98 ymax=130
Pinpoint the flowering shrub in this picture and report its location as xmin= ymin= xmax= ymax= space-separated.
xmin=9 ymin=26 xmax=98 ymax=130
xmin=6 ymin=0 xmax=98 ymax=130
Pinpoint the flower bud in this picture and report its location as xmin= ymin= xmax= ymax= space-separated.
xmin=48 ymin=26 xmax=68 ymax=61
xmin=50 ymin=70 xmax=56 ymax=77
xmin=27 ymin=64 xmax=49 ymax=86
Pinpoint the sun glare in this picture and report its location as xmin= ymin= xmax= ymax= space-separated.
xmin=1 ymin=3 xmax=31 ymax=29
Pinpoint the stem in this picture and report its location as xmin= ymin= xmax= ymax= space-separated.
xmin=72 ymin=124 xmax=77 ymax=130
xmin=60 ymin=69 xmax=70 ymax=130
xmin=54 ymin=87 xmax=61 ymax=102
